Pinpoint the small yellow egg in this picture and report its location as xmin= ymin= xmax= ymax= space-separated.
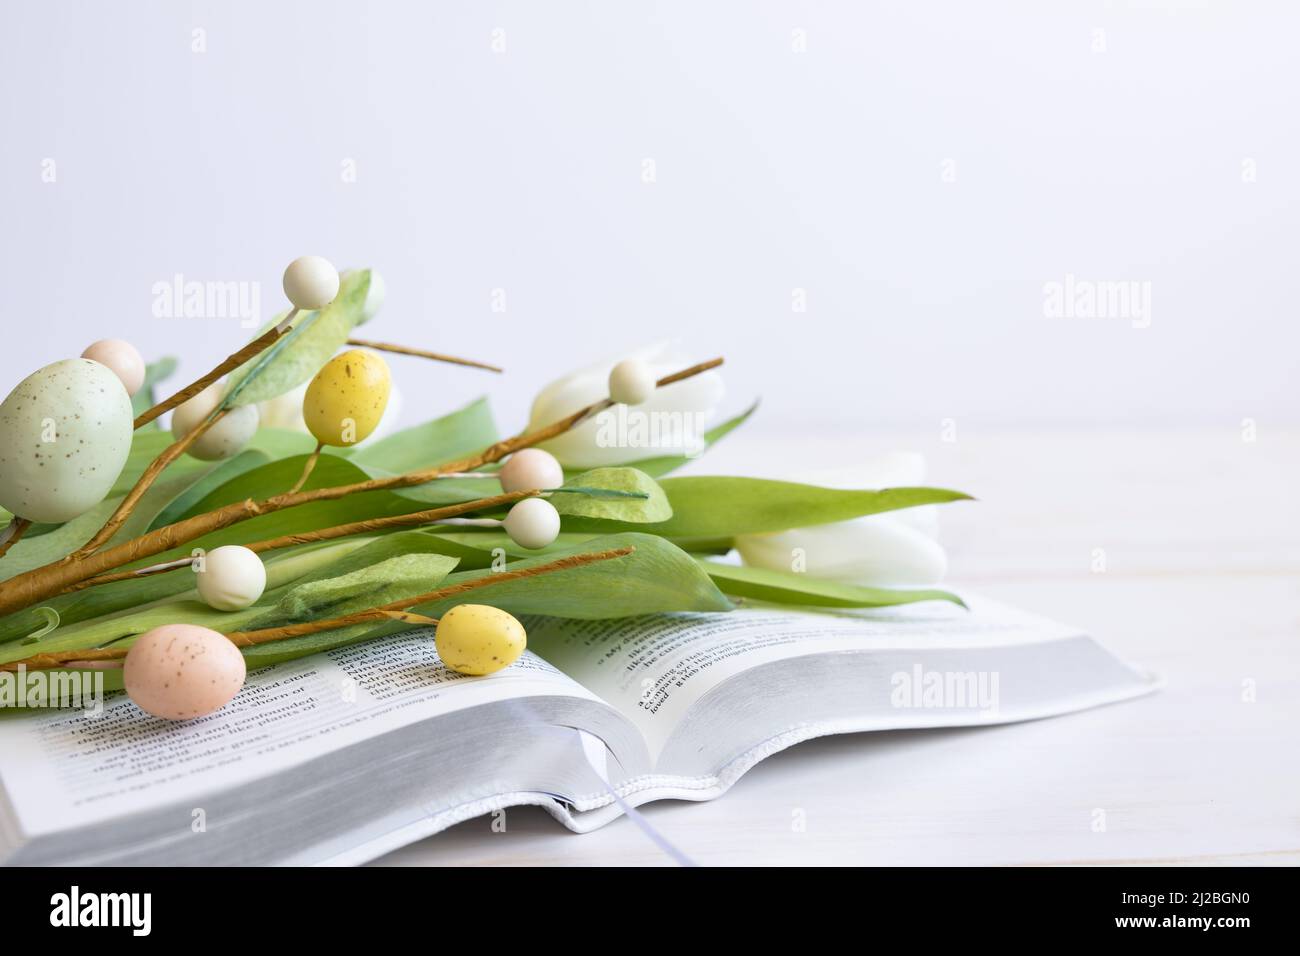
xmin=434 ymin=604 xmax=526 ymax=676
xmin=303 ymin=349 xmax=391 ymax=447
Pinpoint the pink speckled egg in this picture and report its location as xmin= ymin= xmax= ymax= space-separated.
xmin=81 ymin=339 xmax=146 ymax=396
xmin=123 ymin=624 xmax=247 ymax=720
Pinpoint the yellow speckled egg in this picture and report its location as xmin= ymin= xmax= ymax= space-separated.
xmin=434 ymin=604 xmax=526 ymax=676
xmin=303 ymin=349 xmax=391 ymax=447
xmin=123 ymin=624 xmax=247 ymax=720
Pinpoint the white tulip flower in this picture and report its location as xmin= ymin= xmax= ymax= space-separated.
xmin=527 ymin=342 xmax=724 ymax=469
xmin=734 ymin=452 xmax=949 ymax=587
xmin=256 ymin=381 xmax=310 ymax=434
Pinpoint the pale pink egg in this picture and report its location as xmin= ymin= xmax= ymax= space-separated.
xmin=498 ymin=448 xmax=565 ymax=493
xmin=123 ymin=624 xmax=247 ymax=720
xmin=81 ymin=338 xmax=146 ymax=396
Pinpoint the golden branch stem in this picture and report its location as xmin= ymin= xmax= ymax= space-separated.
xmin=347 ymin=338 xmax=503 ymax=373
xmin=70 ymin=409 xmax=228 ymax=560
xmin=286 ymin=442 xmax=325 ymax=495
xmin=0 ymin=518 xmax=33 ymax=559
xmin=132 ymin=315 xmax=294 ymax=429
xmin=0 ymin=358 xmax=720 ymax=616
xmin=1 ymin=546 xmax=633 ymax=671
xmin=61 ymin=489 xmax=541 ymax=593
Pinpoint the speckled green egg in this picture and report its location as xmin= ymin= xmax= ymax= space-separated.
xmin=0 ymin=358 xmax=134 ymax=523
xmin=434 ymin=604 xmax=527 ymax=676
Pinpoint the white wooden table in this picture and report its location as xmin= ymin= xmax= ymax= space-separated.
xmin=373 ymin=427 xmax=1300 ymax=866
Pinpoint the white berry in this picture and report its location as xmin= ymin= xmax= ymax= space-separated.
xmin=171 ymin=383 xmax=259 ymax=460
xmin=195 ymin=545 xmax=267 ymax=611
xmin=499 ymin=448 xmax=564 ymax=493
xmin=503 ymin=497 xmax=561 ymax=550
xmin=608 ymin=359 xmax=656 ymax=405
xmin=282 ymin=255 xmax=340 ymax=310
xmin=81 ymin=339 xmax=146 ymax=396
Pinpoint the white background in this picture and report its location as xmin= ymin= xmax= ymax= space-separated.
xmin=3 ymin=2 xmax=1296 ymax=867
xmin=1 ymin=0 xmax=1296 ymax=436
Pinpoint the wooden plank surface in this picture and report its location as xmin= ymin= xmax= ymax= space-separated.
xmin=373 ymin=427 xmax=1300 ymax=866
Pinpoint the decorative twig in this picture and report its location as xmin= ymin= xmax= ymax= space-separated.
xmin=1 ymin=408 xmax=229 ymax=564
xmin=656 ymin=358 xmax=723 ymax=387
xmin=61 ymin=489 xmax=543 ymax=593
xmin=286 ymin=442 xmax=325 ymax=495
xmin=13 ymin=314 xmax=302 ymax=563
xmin=16 ymin=313 xmax=307 ymax=563
xmin=0 ymin=359 xmax=721 ymax=615
xmin=224 ymin=545 xmax=633 ymax=645
xmin=239 ymin=489 xmax=534 ymax=551
xmin=132 ymin=315 xmax=295 ymax=429
xmin=1 ymin=546 xmax=634 ymax=671
xmin=0 ymin=518 xmax=32 ymax=559
xmin=0 ymin=304 xmax=323 ymax=563
xmin=69 ymin=409 xmax=228 ymax=560
xmin=347 ymin=338 xmax=502 ymax=373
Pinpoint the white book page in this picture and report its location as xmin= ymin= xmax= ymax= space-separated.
xmin=0 ymin=629 xmax=601 ymax=837
xmin=526 ymin=597 xmax=1085 ymax=762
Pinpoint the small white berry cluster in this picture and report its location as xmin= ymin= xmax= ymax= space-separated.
xmin=497 ymin=358 xmax=657 ymax=550
xmin=174 ymin=256 xmax=347 ymax=611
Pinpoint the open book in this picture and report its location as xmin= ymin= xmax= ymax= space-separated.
xmin=0 ymin=597 xmax=1157 ymax=865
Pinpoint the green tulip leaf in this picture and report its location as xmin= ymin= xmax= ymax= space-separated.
xmin=0 ymin=537 xmax=381 ymax=660
xmin=146 ymin=450 xmax=271 ymax=531
xmin=560 ymin=477 xmax=972 ymax=537
xmin=144 ymin=429 xmax=318 ymax=531
xmin=415 ymin=531 xmax=600 ymax=566
xmin=694 ymin=559 xmax=966 ymax=609
xmin=0 ymin=532 xmax=454 ymax=664
xmin=413 ymin=532 xmax=730 ymax=620
xmin=232 ymin=532 xmax=733 ymax=670
xmin=549 ymin=468 xmax=670 ymax=522
xmin=0 ymin=465 xmax=226 ymax=584
xmin=249 ymin=552 xmax=459 ymax=629
xmin=348 ymin=397 xmax=499 ymax=474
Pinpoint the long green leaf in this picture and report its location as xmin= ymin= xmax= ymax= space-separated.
xmin=694 ymin=558 xmax=965 ymax=609
xmin=146 ymin=449 xmax=271 ymax=531
xmin=550 ymin=468 xmax=669 ymax=522
xmin=0 ymin=466 xmax=224 ymax=583
xmin=175 ymin=453 xmax=418 ymax=534
xmin=0 ymin=532 xmax=452 ymax=664
xmin=415 ymin=532 xmax=731 ymax=620
xmin=0 ymin=537 xmax=382 ymax=657
xmin=414 ymin=530 xmax=599 ymax=566
xmin=0 ymin=537 xmax=458 ymax=702
xmin=249 ymin=552 xmax=459 ymax=628
xmin=234 ymin=532 xmax=733 ymax=670
xmin=561 ymin=478 xmax=972 ymax=537
xmin=143 ymin=428 xmax=318 ymax=531
xmin=348 ymin=397 xmax=499 ymax=474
